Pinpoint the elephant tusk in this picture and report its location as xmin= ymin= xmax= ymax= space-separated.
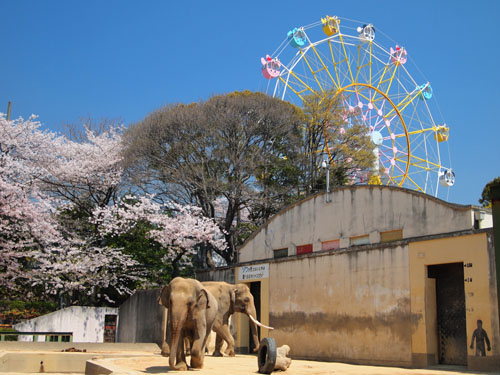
xmin=249 ymin=314 xmax=274 ymax=330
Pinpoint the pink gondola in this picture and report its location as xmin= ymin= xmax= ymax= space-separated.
xmin=261 ymin=55 xmax=281 ymax=79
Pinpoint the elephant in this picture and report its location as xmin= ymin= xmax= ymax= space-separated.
xmin=158 ymin=277 xmax=218 ymax=370
xmin=202 ymin=281 xmax=273 ymax=356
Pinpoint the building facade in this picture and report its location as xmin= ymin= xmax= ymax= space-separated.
xmin=198 ymin=186 xmax=499 ymax=372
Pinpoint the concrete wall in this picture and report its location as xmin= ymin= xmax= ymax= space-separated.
xmin=410 ymin=232 xmax=499 ymax=372
xmin=13 ymin=306 xmax=118 ymax=343
xmin=227 ymin=186 xmax=498 ymax=370
xmin=116 ymin=288 xmax=165 ymax=346
xmin=267 ymin=244 xmax=411 ymax=366
xmin=196 ymin=266 xmax=235 ymax=283
xmin=239 ymin=186 xmax=486 ymax=263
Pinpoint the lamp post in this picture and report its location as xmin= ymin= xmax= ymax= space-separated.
xmin=321 ymin=156 xmax=330 ymax=203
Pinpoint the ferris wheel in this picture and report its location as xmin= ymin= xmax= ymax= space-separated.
xmin=260 ymin=15 xmax=455 ymax=199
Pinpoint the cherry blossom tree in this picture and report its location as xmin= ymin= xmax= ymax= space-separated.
xmin=92 ymin=194 xmax=226 ymax=276
xmin=0 ymin=114 xmax=144 ymax=304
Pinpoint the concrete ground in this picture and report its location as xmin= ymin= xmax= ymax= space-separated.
xmin=1 ymin=343 xmax=496 ymax=375
xmin=100 ymin=354 xmax=497 ymax=375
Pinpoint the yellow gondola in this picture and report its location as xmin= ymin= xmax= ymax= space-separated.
xmin=321 ymin=15 xmax=340 ymax=36
xmin=433 ymin=125 xmax=449 ymax=142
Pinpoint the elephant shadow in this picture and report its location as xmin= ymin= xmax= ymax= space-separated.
xmin=143 ymin=365 xmax=176 ymax=373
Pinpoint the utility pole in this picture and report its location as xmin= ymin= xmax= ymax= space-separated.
xmin=489 ymin=182 xmax=500 ymax=333
xmin=321 ymin=155 xmax=331 ymax=203
xmin=6 ymin=101 xmax=12 ymax=120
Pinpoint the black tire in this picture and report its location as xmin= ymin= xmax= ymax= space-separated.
xmin=258 ymin=337 xmax=277 ymax=374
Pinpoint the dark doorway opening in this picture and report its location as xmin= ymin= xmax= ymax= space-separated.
xmin=249 ymin=281 xmax=261 ymax=353
xmin=428 ymin=263 xmax=467 ymax=366
xmin=104 ymin=314 xmax=117 ymax=343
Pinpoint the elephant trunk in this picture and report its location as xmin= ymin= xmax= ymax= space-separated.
xmin=246 ymin=305 xmax=261 ymax=352
xmin=169 ymin=307 xmax=187 ymax=370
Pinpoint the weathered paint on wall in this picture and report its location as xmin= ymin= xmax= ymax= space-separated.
xmin=265 ymin=245 xmax=412 ymax=366
xmin=410 ymin=232 xmax=500 ymax=372
xmin=13 ymin=306 xmax=118 ymax=343
xmin=239 ymin=186 xmax=490 ymax=263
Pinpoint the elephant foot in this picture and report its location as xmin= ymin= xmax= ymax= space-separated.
xmin=212 ymin=350 xmax=223 ymax=357
xmin=190 ymin=356 xmax=204 ymax=369
xmin=171 ymin=361 xmax=188 ymax=371
xmin=224 ymin=348 xmax=235 ymax=357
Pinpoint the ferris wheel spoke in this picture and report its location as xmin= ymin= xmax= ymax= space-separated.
xmin=328 ymin=40 xmax=344 ymax=89
xmin=339 ymin=34 xmax=355 ymax=83
xmin=299 ymin=50 xmax=326 ymax=94
xmin=385 ymin=89 xmax=422 ymax=118
xmin=410 ymin=154 xmax=443 ymax=170
xmin=310 ymin=44 xmax=338 ymax=90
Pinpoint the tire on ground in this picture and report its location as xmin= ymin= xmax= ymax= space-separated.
xmin=258 ymin=337 xmax=277 ymax=374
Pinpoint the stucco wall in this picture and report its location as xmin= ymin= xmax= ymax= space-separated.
xmin=239 ymin=186 xmax=480 ymax=263
xmin=13 ymin=306 xmax=118 ymax=343
xmin=267 ymin=244 xmax=412 ymax=366
xmin=410 ymin=232 xmax=499 ymax=372
xmin=116 ymin=288 xmax=164 ymax=346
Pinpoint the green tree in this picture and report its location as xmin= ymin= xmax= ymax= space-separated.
xmin=123 ymin=91 xmax=305 ymax=265
xmin=301 ymin=90 xmax=376 ymax=192
xmin=479 ymin=176 xmax=500 ymax=207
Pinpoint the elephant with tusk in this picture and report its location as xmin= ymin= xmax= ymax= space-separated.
xmin=202 ymin=281 xmax=274 ymax=356
xmin=158 ymin=277 xmax=218 ymax=371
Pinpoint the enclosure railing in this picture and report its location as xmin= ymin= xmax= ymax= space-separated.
xmin=0 ymin=331 xmax=73 ymax=342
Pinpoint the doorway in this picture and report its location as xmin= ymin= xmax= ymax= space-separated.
xmin=428 ymin=263 xmax=467 ymax=366
xmin=104 ymin=314 xmax=117 ymax=343
xmin=248 ymin=281 xmax=261 ymax=353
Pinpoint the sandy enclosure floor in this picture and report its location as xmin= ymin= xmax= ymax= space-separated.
xmin=106 ymin=354 xmax=494 ymax=375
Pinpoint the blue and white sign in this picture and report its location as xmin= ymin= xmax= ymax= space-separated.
xmin=238 ymin=264 xmax=269 ymax=281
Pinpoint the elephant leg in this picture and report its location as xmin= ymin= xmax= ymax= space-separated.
xmin=174 ymin=331 xmax=188 ymax=371
xmin=210 ymin=320 xmax=224 ymax=357
xmin=213 ymin=333 xmax=224 ymax=357
xmin=218 ymin=324 xmax=236 ymax=357
xmin=184 ymin=337 xmax=191 ymax=356
xmin=161 ymin=341 xmax=170 ymax=357
xmin=190 ymin=322 xmax=207 ymax=368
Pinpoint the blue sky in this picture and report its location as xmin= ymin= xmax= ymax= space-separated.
xmin=1 ymin=0 xmax=498 ymax=205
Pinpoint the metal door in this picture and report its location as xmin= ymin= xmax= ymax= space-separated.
xmin=428 ymin=263 xmax=467 ymax=366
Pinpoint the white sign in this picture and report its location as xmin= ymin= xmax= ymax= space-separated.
xmin=238 ymin=264 xmax=269 ymax=281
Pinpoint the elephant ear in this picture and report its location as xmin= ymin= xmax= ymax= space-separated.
xmin=233 ymin=284 xmax=247 ymax=298
xmin=197 ymin=288 xmax=211 ymax=309
xmin=158 ymin=285 xmax=170 ymax=308
xmin=229 ymin=287 xmax=236 ymax=308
